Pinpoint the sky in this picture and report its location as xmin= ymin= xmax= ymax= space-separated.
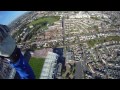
xmin=0 ymin=11 xmax=28 ymax=25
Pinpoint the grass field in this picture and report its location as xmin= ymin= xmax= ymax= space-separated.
xmin=29 ymin=57 xmax=45 ymax=79
xmin=28 ymin=16 xmax=60 ymax=26
xmin=26 ymin=16 xmax=60 ymax=41
xmin=87 ymin=36 xmax=120 ymax=48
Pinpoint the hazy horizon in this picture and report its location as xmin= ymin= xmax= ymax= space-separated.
xmin=0 ymin=11 xmax=28 ymax=25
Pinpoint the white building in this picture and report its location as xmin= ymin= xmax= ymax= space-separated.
xmin=29 ymin=25 xmax=33 ymax=28
xmin=66 ymin=51 xmax=74 ymax=62
xmin=69 ymin=12 xmax=90 ymax=18
xmin=40 ymin=52 xmax=58 ymax=79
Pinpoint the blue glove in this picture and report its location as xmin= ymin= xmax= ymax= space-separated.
xmin=10 ymin=48 xmax=35 ymax=79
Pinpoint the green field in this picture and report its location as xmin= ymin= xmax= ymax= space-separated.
xmin=87 ymin=36 xmax=120 ymax=48
xmin=25 ymin=16 xmax=60 ymax=42
xmin=29 ymin=57 xmax=45 ymax=79
xmin=90 ymin=16 xmax=100 ymax=20
xmin=28 ymin=16 xmax=60 ymax=26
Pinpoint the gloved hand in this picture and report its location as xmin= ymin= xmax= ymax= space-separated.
xmin=10 ymin=47 xmax=35 ymax=79
xmin=9 ymin=47 xmax=20 ymax=63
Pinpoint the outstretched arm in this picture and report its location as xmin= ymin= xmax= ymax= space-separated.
xmin=10 ymin=47 xmax=35 ymax=79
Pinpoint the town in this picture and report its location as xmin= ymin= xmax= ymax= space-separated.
xmin=2 ymin=11 xmax=120 ymax=79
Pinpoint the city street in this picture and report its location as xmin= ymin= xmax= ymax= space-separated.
xmin=75 ymin=61 xmax=84 ymax=79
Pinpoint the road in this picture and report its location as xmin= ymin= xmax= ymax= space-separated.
xmin=74 ymin=61 xmax=84 ymax=79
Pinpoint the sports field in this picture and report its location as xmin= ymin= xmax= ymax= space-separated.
xmin=29 ymin=57 xmax=45 ymax=79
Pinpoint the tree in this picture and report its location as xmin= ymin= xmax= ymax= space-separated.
xmin=93 ymin=25 xmax=99 ymax=32
xmin=41 ymin=21 xmax=47 ymax=26
xmin=30 ymin=44 xmax=37 ymax=51
xmin=17 ymin=38 xmax=21 ymax=43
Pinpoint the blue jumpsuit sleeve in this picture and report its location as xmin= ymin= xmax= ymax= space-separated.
xmin=10 ymin=49 xmax=35 ymax=79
